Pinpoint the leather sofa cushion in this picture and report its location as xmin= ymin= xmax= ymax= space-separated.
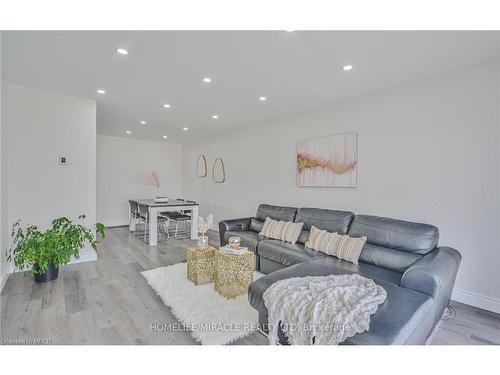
xmin=223 ymin=230 xmax=260 ymax=253
xmin=343 ymin=284 xmax=433 ymax=345
xmin=250 ymin=218 xmax=264 ymax=232
xmin=257 ymin=239 xmax=327 ymax=267
xmin=255 ymin=204 xmax=298 ymax=222
xmin=297 ymin=229 xmax=311 ymax=244
xmin=249 ymin=258 xmax=433 ymax=344
xmin=348 ymin=214 xmax=439 ymax=254
xmin=295 ymin=207 xmax=354 ymax=233
xmin=359 ymin=243 xmax=422 ymax=273
xmin=294 ymin=208 xmax=354 ymax=244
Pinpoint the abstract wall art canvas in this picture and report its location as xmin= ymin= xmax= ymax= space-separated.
xmin=297 ymin=132 xmax=357 ymax=187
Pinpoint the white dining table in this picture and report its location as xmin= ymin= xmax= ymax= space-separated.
xmin=129 ymin=199 xmax=199 ymax=246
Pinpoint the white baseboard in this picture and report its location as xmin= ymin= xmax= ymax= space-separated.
xmin=104 ymin=221 xmax=129 ymax=228
xmin=5 ymin=248 xmax=97 ymax=282
xmin=452 ymin=288 xmax=500 ymax=314
xmin=70 ymin=249 xmax=97 ymax=264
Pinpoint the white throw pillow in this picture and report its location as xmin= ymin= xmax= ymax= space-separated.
xmin=333 ymin=234 xmax=367 ymax=265
xmin=305 ymin=226 xmax=343 ymax=255
xmin=305 ymin=225 xmax=367 ymax=264
xmin=260 ymin=217 xmax=304 ymax=244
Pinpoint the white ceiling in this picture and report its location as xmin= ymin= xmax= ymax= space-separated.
xmin=3 ymin=31 xmax=500 ymax=143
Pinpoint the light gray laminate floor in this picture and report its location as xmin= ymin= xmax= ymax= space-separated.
xmin=1 ymin=227 xmax=499 ymax=345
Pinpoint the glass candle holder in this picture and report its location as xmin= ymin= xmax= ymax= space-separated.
xmin=228 ymin=236 xmax=241 ymax=249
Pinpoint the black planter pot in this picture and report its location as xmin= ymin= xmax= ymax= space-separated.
xmin=33 ymin=262 xmax=59 ymax=283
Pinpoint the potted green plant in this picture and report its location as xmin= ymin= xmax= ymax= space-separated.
xmin=7 ymin=215 xmax=105 ymax=283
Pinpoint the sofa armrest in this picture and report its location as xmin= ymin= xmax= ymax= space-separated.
xmin=400 ymin=246 xmax=462 ymax=324
xmin=218 ymin=217 xmax=253 ymax=246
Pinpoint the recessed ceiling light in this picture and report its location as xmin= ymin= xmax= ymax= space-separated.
xmin=183 ymin=127 xmax=189 ymax=131
xmin=116 ymin=48 xmax=128 ymax=55
xmin=125 ymin=130 xmax=131 ymax=135
xmin=97 ymin=89 xmax=106 ymax=94
xmin=342 ymin=64 xmax=353 ymax=71
xmin=259 ymin=96 xmax=267 ymax=101
xmin=163 ymin=104 xmax=171 ymax=109
xmin=212 ymin=114 xmax=219 ymax=119
xmin=140 ymin=121 xmax=147 ymax=125
xmin=162 ymin=135 xmax=168 ymax=139
xmin=285 ymin=30 xmax=295 ymax=32
xmin=203 ymin=77 xmax=212 ymax=83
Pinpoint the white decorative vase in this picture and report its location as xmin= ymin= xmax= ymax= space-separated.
xmin=197 ymin=234 xmax=209 ymax=250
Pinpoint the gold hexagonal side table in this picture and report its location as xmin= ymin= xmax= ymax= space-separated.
xmin=214 ymin=249 xmax=255 ymax=299
xmin=187 ymin=246 xmax=216 ymax=285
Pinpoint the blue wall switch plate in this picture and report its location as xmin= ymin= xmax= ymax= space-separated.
xmin=59 ymin=156 xmax=69 ymax=165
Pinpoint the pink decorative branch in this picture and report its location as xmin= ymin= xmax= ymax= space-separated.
xmin=145 ymin=172 xmax=161 ymax=189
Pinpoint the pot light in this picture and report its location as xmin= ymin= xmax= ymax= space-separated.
xmin=203 ymin=77 xmax=212 ymax=83
xmin=212 ymin=114 xmax=219 ymax=119
xmin=342 ymin=64 xmax=353 ymax=71
xmin=259 ymin=96 xmax=267 ymax=101
xmin=116 ymin=48 xmax=129 ymax=55
xmin=182 ymin=127 xmax=189 ymax=131
xmin=125 ymin=130 xmax=131 ymax=135
xmin=140 ymin=121 xmax=147 ymax=125
xmin=162 ymin=135 xmax=168 ymax=139
xmin=163 ymin=103 xmax=171 ymax=109
xmin=97 ymin=89 xmax=106 ymax=94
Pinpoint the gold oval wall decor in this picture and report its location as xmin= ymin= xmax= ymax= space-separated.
xmin=196 ymin=154 xmax=207 ymax=178
xmin=212 ymin=158 xmax=226 ymax=183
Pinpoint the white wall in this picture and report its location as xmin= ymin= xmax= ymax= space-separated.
xmin=96 ymin=135 xmax=183 ymax=227
xmin=183 ymin=63 xmax=500 ymax=312
xmin=5 ymin=83 xmax=97 ymax=264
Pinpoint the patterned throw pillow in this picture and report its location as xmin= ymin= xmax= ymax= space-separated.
xmin=305 ymin=226 xmax=343 ymax=255
xmin=333 ymin=234 xmax=367 ymax=265
xmin=305 ymin=225 xmax=367 ymax=264
xmin=260 ymin=217 xmax=304 ymax=244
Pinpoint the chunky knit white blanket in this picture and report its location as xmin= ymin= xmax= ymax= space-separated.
xmin=263 ymin=274 xmax=387 ymax=345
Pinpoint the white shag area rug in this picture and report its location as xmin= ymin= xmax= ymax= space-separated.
xmin=142 ymin=262 xmax=263 ymax=345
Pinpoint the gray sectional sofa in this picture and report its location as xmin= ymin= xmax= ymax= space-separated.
xmin=219 ymin=204 xmax=462 ymax=345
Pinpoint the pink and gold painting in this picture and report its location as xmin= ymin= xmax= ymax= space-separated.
xmin=297 ymin=132 xmax=357 ymax=187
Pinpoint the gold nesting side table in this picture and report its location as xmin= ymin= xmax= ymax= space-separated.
xmin=214 ymin=249 xmax=254 ymax=299
xmin=187 ymin=246 xmax=216 ymax=285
